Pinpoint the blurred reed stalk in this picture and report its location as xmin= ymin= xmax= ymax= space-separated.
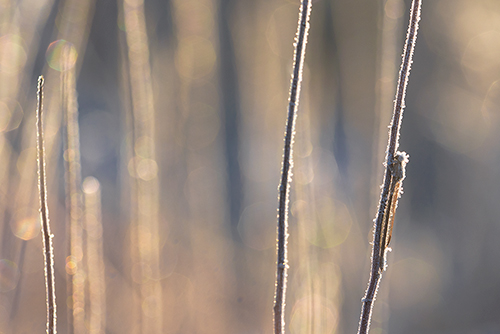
xmin=274 ymin=1 xmax=312 ymax=333
xmin=61 ymin=46 xmax=86 ymax=334
xmin=36 ymin=75 xmax=57 ymax=334
xmin=83 ymin=177 xmax=106 ymax=334
xmin=123 ymin=0 xmax=163 ymax=331
xmin=357 ymin=1 xmax=421 ymax=334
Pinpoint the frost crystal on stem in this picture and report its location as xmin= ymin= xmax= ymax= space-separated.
xmin=357 ymin=1 xmax=421 ymax=333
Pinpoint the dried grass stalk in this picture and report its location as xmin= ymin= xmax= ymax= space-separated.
xmin=61 ymin=47 xmax=85 ymax=334
xmin=36 ymin=75 xmax=57 ymax=334
xmin=357 ymin=1 xmax=422 ymax=333
xmin=274 ymin=1 xmax=312 ymax=333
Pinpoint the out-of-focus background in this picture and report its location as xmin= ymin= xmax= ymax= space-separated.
xmin=1 ymin=0 xmax=500 ymax=333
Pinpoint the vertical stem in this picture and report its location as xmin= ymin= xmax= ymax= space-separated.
xmin=386 ymin=0 xmax=421 ymax=159
xmin=36 ymin=75 xmax=57 ymax=334
xmin=357 ymin=1 xmax=421 ymax=334
xmin=274 ymin=1 xmax=312 ymax=333
xmin=123 ymin=0 xmax=163 ymax=331
xmin=61 ymin=45 xmax=85 ymax=334
xmin=83 ymin=177 xmax=106 ymax=334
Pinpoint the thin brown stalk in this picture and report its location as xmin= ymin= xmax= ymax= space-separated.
xmin=36 ymin=75 xmax=57 ymax=334
xmin=274 ymin=1 xmax=312 ymax=333
xmin=357 ymin=1 xmax=421 ymax=334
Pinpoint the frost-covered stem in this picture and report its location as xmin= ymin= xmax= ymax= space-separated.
xmin=357 ymin=1 xmax=421 ymax=334
xmin=274 ymin=1 xmax=312 ymax=333
xmin=37 ymin=76 xmax=57 ymax=334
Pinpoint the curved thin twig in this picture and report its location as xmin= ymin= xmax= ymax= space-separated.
xmin=274 ymin=1 xmax=312 ymax=333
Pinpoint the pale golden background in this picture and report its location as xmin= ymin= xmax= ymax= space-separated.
xmin=1 ymin=0 xmax=500 ymax=333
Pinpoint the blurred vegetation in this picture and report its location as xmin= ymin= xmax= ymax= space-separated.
xmin=1 ymin=0 xmax=500 ymax=333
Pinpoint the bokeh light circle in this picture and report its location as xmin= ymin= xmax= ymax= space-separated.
xmin=301 ymin=197 xmax=352 ymax=248
xmin=0 ymin=34 xmax=27 ymax=73
xmin=0 ymin=99 xmax=23 ymax=133
xmin=175 ymin=36 xmax=216 ymax=80
xmin=45 ymin=40 xmax=78 ymax=71
xmin=66 ymin=256 xmax=77 ymax=275
xmin=137 ymin=158 xmax=158 ymax=181
xmin=290 ymin=295 xmax=338 ymax=334
xmin=0 ymin=101 xmax=11 ymax=132
xmin=10 ymin=209 xmax=40 ymax=240
xmin=82 ymin=176 xmax=100 ymax=194
xmin=0 ymin=260 xmax=19 ymax=292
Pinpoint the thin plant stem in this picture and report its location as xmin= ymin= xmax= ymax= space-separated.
xmin=274 ymin=1 xmax=312 ymax=333
xmin=123 ymin=0 xmax=163 ymax=331
xmin=83 ymin=177 xmax=106 ymax=334
xmin=357 ymin=1 xmax=421 ymax=334
xmin=61 ymin=45 xmax=85 ymax=334
xmin=36 ymin=75 xmax=57 ymax=334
